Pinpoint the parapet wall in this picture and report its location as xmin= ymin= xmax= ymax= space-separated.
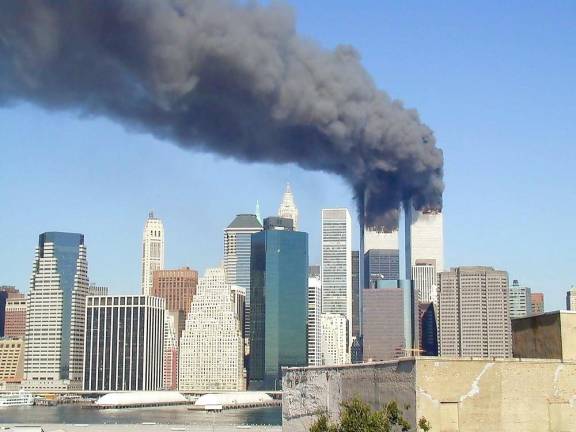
xmin=282 ymin=360 xmax=416 ymax=432
xmin=283 ymin=357 xmax=576 ymax=432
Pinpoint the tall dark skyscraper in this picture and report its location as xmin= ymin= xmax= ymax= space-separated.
xmin=419 ymin=302 xmax=438 ymax=356
xmin=249 ymin=217 xmax=308 ymax=390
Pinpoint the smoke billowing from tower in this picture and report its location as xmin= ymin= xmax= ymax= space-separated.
xmin=0 ymin=0 xmax=443 ymax=229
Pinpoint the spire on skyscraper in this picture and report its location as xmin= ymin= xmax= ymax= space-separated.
xmin=278 ymin=183 xmax=299 ymax=230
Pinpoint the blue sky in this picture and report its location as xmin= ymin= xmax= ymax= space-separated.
xmin=0 ymin=1 xmax=574 ymax=310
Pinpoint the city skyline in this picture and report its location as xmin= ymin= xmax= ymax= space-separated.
xmin=1 ymin=1 xmax=574 ymax=312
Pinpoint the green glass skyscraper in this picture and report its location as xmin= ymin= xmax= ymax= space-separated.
xmin=249 ymin=217 xmax=308 ymax=390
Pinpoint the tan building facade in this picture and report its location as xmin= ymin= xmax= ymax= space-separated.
xmin=438 ymin=266 xmax=512 ymax=358
xmin=0 ymin=337 xmax=24 ymax=382
xmin=283 ymin=357 xmax=576 ymax=432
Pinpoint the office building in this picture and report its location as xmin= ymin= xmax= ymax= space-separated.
xmin=410 ymin=210 xmax=444 ymax=273
xmin=250 ymin=217 xmax=308 ymax=389
xmin=278 ymin=183 xmax=299 ymax=230
xmin=88 ymin=284 xmax=108 ymax=296
xmin=531 ymin=292 xmax=544 ymax=314
xmin=152 ymin=267 xmax=198 ymax=340
xmin=307 ymin=276 xmax=322 ymax=366
xmin=0 ymin=337 xmax=24 ymax=382
xmin=4 ymin=297 xmax=27 ymax=338
xmin=412 ymin=259 xmax=437 ymax=303
xmin=364 ymin=249 xmax=399 ymax=287
xmin=508 ymin=279 xmax=532 ymax=319
xmin=321 ymin=209 xmax=352 ymax=362
xmin=83 ymin=295 xmax=165 ymax=391
xmin=24 ymin=232 xmax=89 ymax=390
xmin=0 ymin=286 xmax=21 ymax=337
xmin=309 ymin=265 xmax=320 ymax=278
xmin=438 ymin=266 xmax=512 ymax=358
xmin=163 ymin=312 xmax=178 ymax=390
xmin=419 ymin=302 xmax=438 ymax=356
xmin=320 ymin=313 xmax=348 ymax=366
xmin=141 ymin=211 xmax=165 ymax=296
xmin=179 ymin=267 xmax=245 ymax=392
xmin=362 ymin=286 xmax=405 ymax=361
xmin=351 ymin=251 xmax=360 ymax=337
xmin=224 ymin=214 xmax=262 ymax=339
xmin=566 ymin=286 xmax=576 ymax=311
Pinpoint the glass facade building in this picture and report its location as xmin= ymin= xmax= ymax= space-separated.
xmin=364 ymin=249 xmax=400 ymax=287
xmin=249 ymin=219 xmax=308 ymax=389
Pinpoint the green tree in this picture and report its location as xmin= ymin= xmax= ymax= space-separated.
xmin=309 ymin=398 xmax=418 ymax=432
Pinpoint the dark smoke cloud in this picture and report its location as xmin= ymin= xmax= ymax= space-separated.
xmin=0 ymin=0 xmax=443 ymax=230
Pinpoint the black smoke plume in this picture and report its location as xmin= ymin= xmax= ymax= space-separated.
xmin=0 ymin=0 xmax=443 ymax=230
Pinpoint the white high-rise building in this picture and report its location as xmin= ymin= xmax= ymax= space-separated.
xmin=278 ymin=183 xmax=299 ymax=230
xmin=321 ymin=313 xmax=348 ymax=365
xmin=24 ymin=232 xmax=89 ymax=390
xmin=410 ymin=210 xmax=444 ymax=273
xmin=224 ymin=214 xmax=262 ymax=339
xmin=179 ymin=267 xmax=245 ymax=392
xmin=307 ymin=276 xmax=322 ymax=366
xmin=321 ymin=208 xmax=352 ymax=362
xmin=412 ymin=259 xmax=437 ymax=304
xmin=508 ymin=280 xmax=532 ymax=319
xmin=141 ymin=211 xmax=165 ymax=296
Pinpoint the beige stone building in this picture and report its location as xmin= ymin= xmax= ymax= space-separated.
xmin=438 ymin=266 xmax=512 ymax=358
xmin=0 ymin=337 xmax=24 ymax=382
xmin=512 ymin=310 xmax=576 ymax=361
xmin=283 ymin=357 xmax=576 ymax=432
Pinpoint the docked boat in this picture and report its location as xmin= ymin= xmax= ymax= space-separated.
xmin=0 ymin=391 xmax=34 ymax=407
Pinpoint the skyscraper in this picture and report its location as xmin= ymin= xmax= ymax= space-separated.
xmin=362 ymin=285 xmax=405 ymax=361
xmin=163 ymin=312 xmax=179 ymax=390
xmin=307 ymin=276 xmax=322 ymax=366
xmin=362 ymin=209 xmax=444 ymax=286
xmin=412 ymin=259 xmax=437 ymax=303
xmin=321 ymin=208 xmax=352 ymax=363
xmin=224 ymin=214 xmax=262 ymax=340
xmin=0 ymin=338 xmax=24 ymax=383
xmin=83 ymin=295 xmax=165 ymax=391
xmin=250 ymin=217 xmax=308 ymax=389
xmin=141 ymin=211 xmax=165 ymax=296
xmin=566 ymin=286 xmax=576 ymax=311
xmin=410 ymin=210 xmax=444 ymax=273
xmin=152 ymin=267 xmax=198 ymax=341
xmin=320 ymin=313 xmax=348 ymax=365
xmin=419 ymin=302 xmax=438 ymax=356
xmin=364 ymin=249 xmax=400 ymax=287
xmin=88 ymin=284 xmax=108 ymax=296
xmin=351 ymin=251 xmax=360 ymax=338
xmin=24 ymin=232 xmax=89 ymax=390
xmin=179 ymin=267 xmax=245 ymax=392
xmin=508 ymin=280 xmax=532 ymax=319
xmin=531 ymin=292 xmax=545 ymax=314
xmin=4 ymin=297 xmax=27 ymax=338
xmin=438 ymin=266 xmax=512 ymax=358
xmin=0 ymin=286 xmax=21 ymax=337
xmin=278 ymin=183 xmax=299 ymax=230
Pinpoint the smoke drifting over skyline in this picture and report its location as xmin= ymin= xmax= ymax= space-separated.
xmin=0 ymin=0 xmax=443 ymax=230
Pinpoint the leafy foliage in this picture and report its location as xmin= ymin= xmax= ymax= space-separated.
xmin=309 ymin=398 xmax=417 ymax=432
xmin=418 ymin=417 xmax=432 ymax=431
